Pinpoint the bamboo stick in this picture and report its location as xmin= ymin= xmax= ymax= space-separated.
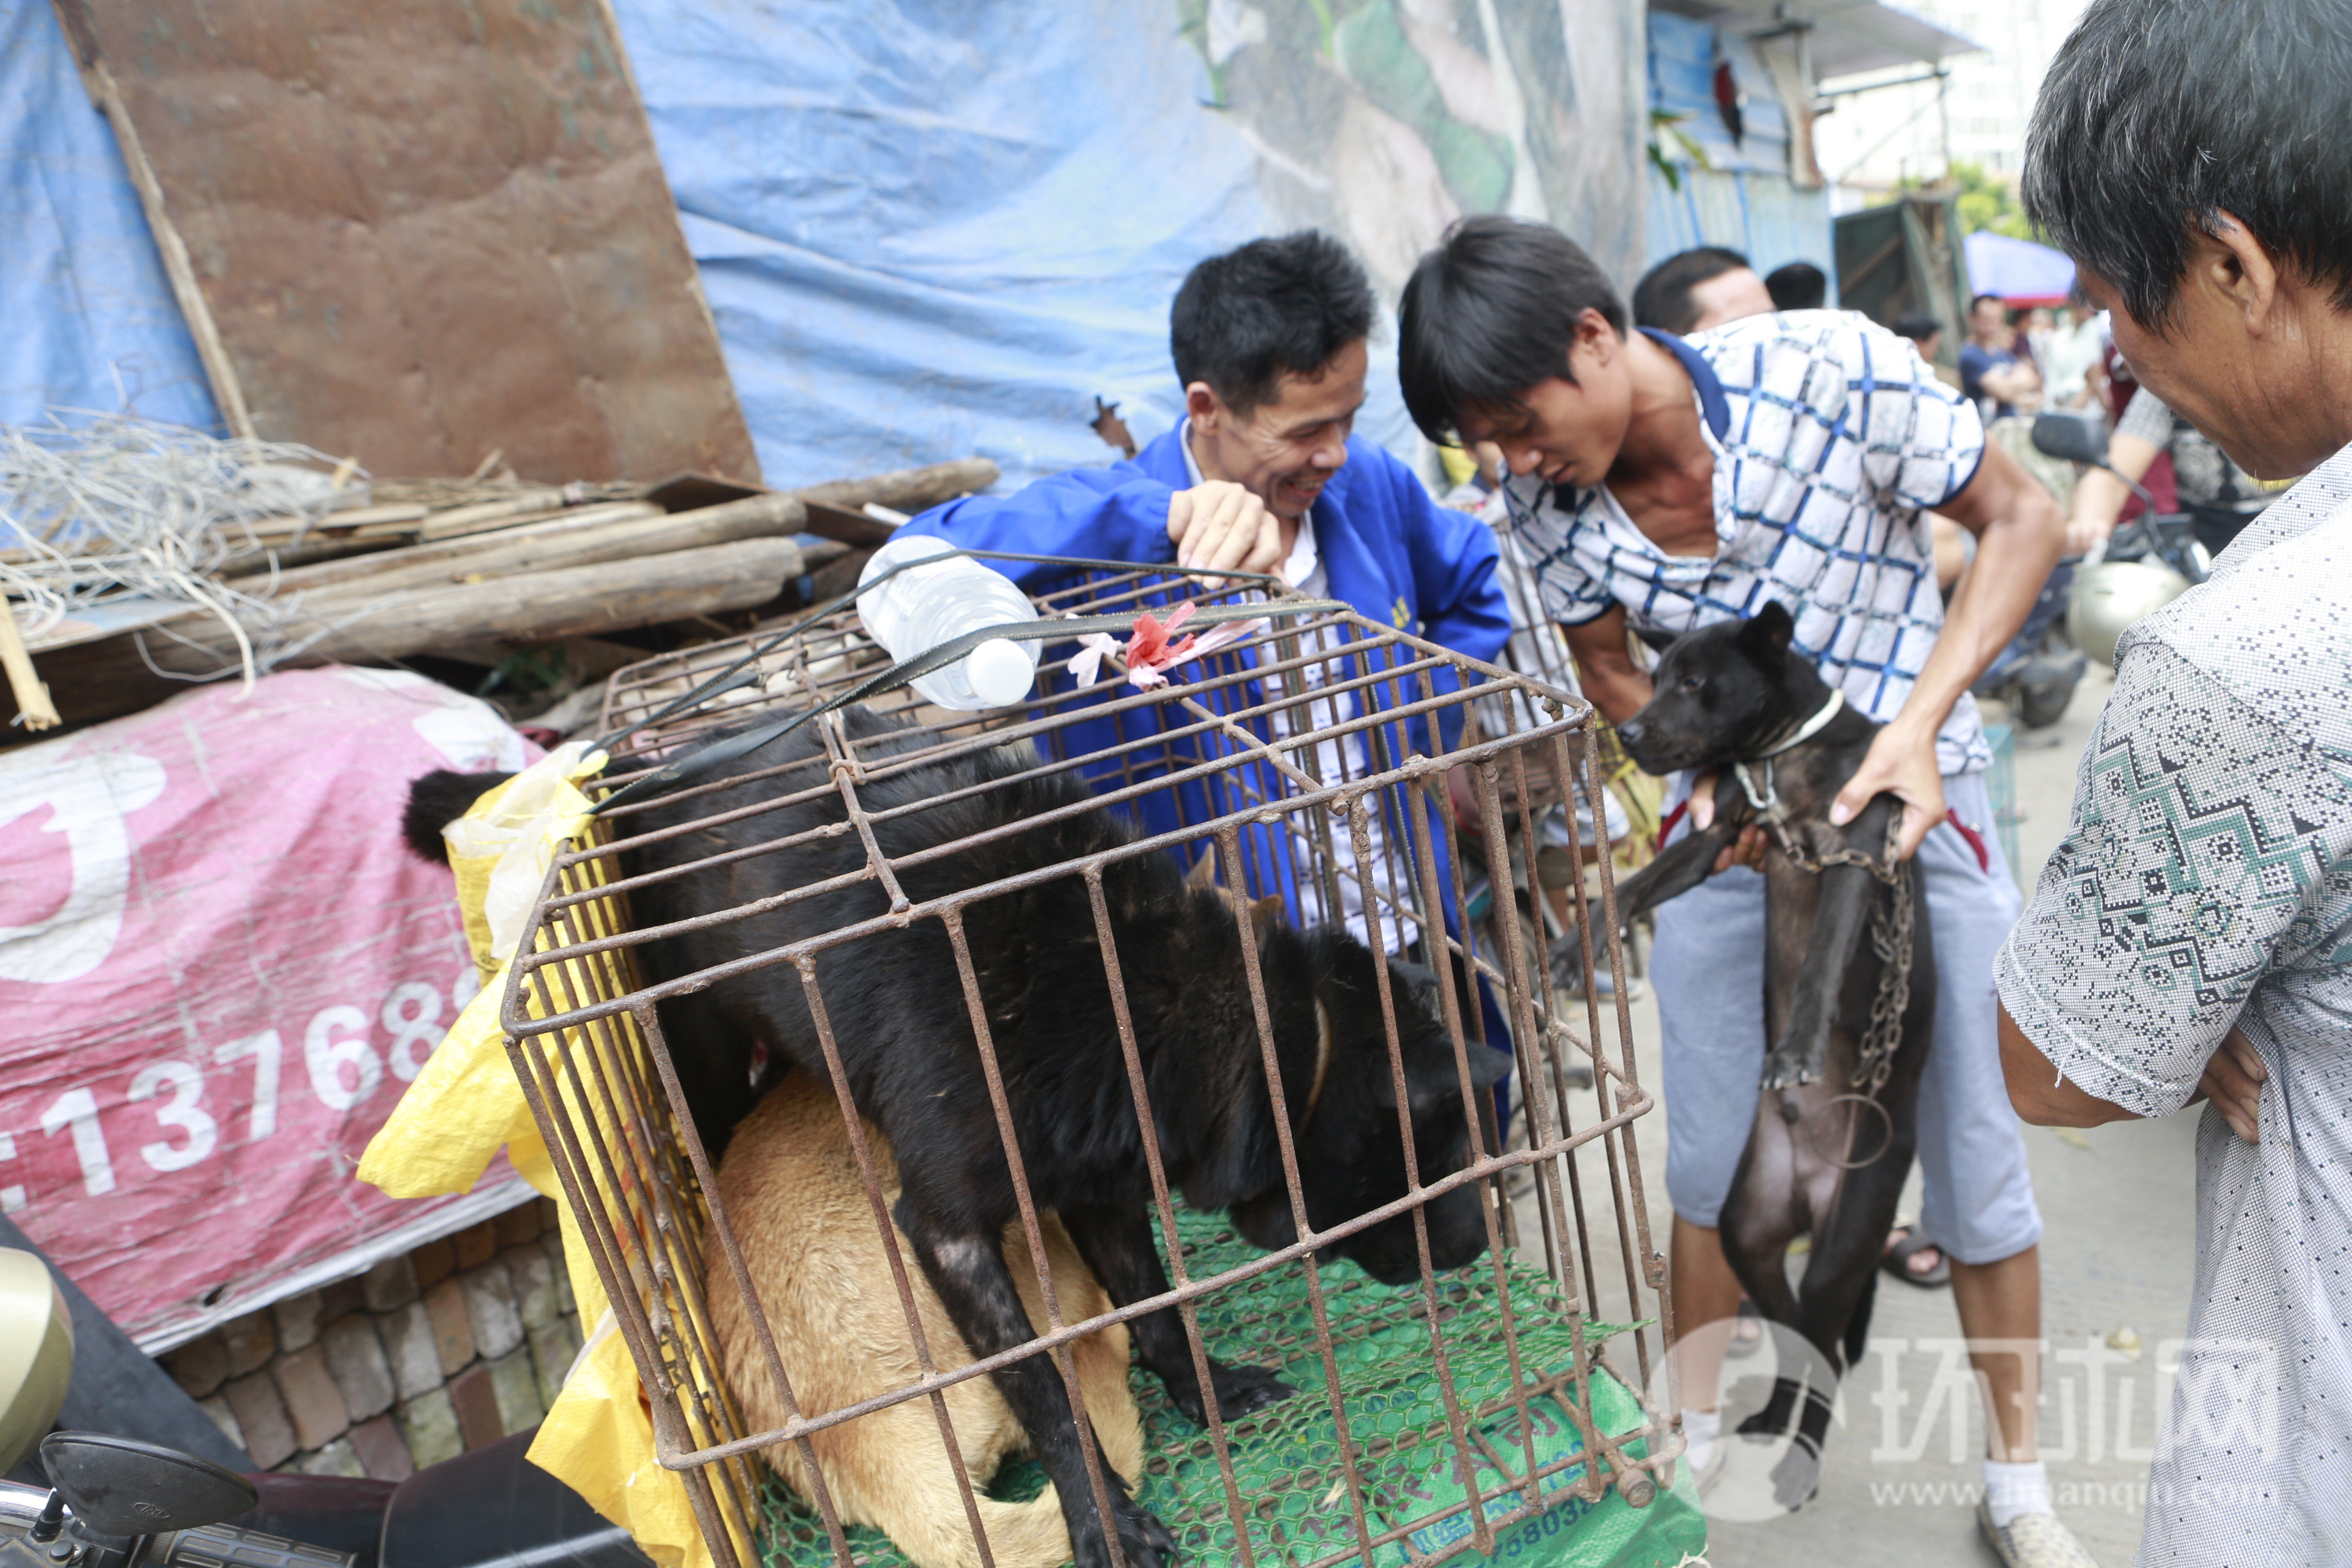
xmin=0 ymin=598 xmax=61 ymax=731
xmin=226 ymin=492 xmax=803 ymax=597
xmin=789 ymin=458 xmax=998 ymax=515
xmin=399 ymin=488 xmax=573 ymax=541
xmin=291 ymin=507 xmax=801 ymax=606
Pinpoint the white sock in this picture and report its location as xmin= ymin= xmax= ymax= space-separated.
xmin=1983 ymin=1458 xmax=2050 ymax=1528
xmin=1682 ymin=1407 xmax=1720 ymax=1472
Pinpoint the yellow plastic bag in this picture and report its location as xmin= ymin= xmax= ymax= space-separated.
xmin=358 ymin=744 xmax=716 ymax=1568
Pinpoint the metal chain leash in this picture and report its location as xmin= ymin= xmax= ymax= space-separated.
xmin=1732 ymin=757 xmax=1914 ymax=1095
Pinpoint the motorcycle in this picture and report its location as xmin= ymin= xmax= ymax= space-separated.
xmin=2029 ymin=412 xmax=2200 ymax=666
xmin=1 ymin=1243 xmax=648 ymax=1568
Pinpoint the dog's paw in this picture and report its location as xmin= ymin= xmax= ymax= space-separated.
xmin=1734 ymin=1404 xmax=1788 ymax=1440
xmin=1166 ymin=1358 xmax=1294 ymax=1426
xmin=1766 ymin=1437 xmax=1823 ymax=1510
xmin=1207 ymin=1360 xmax=1294 ymax=1420
xmin=1756 ymin=1051 xmax=1819 ymax=1092
xmin=1071 ymin=1491 xmax=1177 ymax=1568
xmin=1545 ymin=932 xmax=1583 ymax=992
xmin=1547 ymin=921 xmax=1614 ymax=992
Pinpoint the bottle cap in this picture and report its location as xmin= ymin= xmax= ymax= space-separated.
xmin=964 ymin=638 xmax=1036 ymax=707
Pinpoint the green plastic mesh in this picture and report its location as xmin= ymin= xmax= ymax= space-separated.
xmin=753 ymin=1209 xmax=1706 ymax=1568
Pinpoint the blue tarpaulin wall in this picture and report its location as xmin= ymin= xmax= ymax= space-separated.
xmin=1 ymin=0 xmax=217 ymax=430
xmin=618 ymin=0 xmax=1283 ymax=486
xmin=4 ymin=0 xmax=1641 ymax=489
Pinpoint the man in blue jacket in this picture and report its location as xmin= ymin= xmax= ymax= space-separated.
xmin=900 ymin=229 xmax=1508 ymax=688
xmin=902 ymin=230 xmax=1516 ymax=1083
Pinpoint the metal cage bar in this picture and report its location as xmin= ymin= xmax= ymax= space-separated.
xmin=495 ymin=572 xmax=1678 ymax=1568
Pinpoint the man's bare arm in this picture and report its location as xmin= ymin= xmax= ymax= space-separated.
xmin=1831 ymin=440 xmax=2065 ymax=857
xmin=2065 ymin=430 xmax=2163 ymax=552
xmin=1980 ymin=361 xmax=2041 ymax=403
xmin=1560 ymin=606 xmax=1652 ymax=725
xmin=1997 ymin=1002 xmax=2138 ymax=1128
xmin=1999 ymin=1002 xmax=2267 ymax=1143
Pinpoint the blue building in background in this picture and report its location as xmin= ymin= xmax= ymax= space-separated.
xmin=1640 ymin=0 xmax=1974 ymax=288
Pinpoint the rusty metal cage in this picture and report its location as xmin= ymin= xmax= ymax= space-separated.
xmin=503 ymin=565 xmax=1680 ymax=1568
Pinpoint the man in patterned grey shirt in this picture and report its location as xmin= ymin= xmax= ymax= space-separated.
xmin=1398 ymin=218 xmax=2080 ymax=1561
xmin=2000 ymin=1 xmax=2352 ymax=1563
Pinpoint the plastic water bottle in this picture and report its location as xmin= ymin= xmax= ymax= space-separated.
xmin=855 ymin=535 xmax=1041 ymax=710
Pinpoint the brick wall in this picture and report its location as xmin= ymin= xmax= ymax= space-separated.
xmin=161 ymin=1198 xmax=585 ymax=1480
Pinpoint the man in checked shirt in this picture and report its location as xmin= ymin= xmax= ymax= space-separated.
xmin=1398 ymin=218 xmax=2085 ymax=1563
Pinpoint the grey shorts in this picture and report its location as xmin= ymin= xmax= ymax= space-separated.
xmin=1649 ymin=772 xmax=2042 ymax=1266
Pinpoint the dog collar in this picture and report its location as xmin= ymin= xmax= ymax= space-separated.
xmin=1304 ymin=998 xmax=1333 ymax=1123
xmin=1751 ymin=689 xmax=1845 ymax=760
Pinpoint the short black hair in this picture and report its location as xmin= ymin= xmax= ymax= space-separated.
xmin=1398 ymin=216 xmax=1628 ymax=443
xmin=2025 ymin=0 xmax=2352 ymax=333
xmin=1170 ymin=231 xmax=1375 ymax=412
xmin=1764 ymin=261 xmax=1827 ymax=311
xmin=1893 ymin=309 xmax=1943 ymax=344
xmin=1629 ymin=246 xmax=1751 ymax=333
xmin=1969 ymin=293 xmax=2008 ymax=318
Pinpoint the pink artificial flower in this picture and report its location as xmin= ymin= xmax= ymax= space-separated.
xmin=1064 ymin=600 xmax=1267 ymax=691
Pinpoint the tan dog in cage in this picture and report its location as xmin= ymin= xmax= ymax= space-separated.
xmin=709 ymin=1073 xmax=1147 ymax=1568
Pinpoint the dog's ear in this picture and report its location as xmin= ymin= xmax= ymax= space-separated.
xmin=401 ymin=769 xmax=514 ymax=864
xmin=1373 ymin=1041 xmax=1514 ymax=1112
xmin=1737 ymin=600 xmax=1795 ymax=664
xmin=1186 ymin=850 xmax=1285 ymax=939
xmin=1633 ymin=625 xmax=1682 ymax=656
xmin=1245 ymin=894 xmax=1285 ymax=939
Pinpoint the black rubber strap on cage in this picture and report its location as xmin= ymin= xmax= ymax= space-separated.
xmin=595 ymin=546 xmax=1292 ymax=756
xmin=591 ymin=583 xmax=1345 ymax=815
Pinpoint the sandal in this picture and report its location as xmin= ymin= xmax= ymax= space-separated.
xmin=1882 ymin=1226 xmax=1951 ymax=1288
xmin=1978 ymin=1502 xmax=2100 ymax=1567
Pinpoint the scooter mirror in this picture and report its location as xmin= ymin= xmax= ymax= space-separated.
xmin=2030 ymin=411 xmax=2108 ymax=466
xmin=37 ymin=1433 xmax=257 ymax=1536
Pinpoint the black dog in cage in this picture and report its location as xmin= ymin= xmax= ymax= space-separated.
xmin=404 ymin=703 xmax=1508 ymax=1568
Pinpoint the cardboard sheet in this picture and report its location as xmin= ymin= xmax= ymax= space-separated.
xmin=50 ymin=0 xmax=757 ymax=485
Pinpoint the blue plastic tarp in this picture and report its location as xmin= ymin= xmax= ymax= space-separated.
xmin=0 ymin=0 xmax=219 ymax=431
xmin=613 ymin=0 xmax=1268 ymax=487
xmin=5 ymin=0 xmax=1639 ymax=489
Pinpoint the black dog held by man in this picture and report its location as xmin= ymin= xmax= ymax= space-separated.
xmin=404 ymin=704 xmax=1507 ymax=1568
xmin=1557 ymin=602 xmax=1933 ymax=1505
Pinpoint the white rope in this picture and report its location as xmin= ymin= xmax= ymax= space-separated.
xmin=0 ymin=410 xmax=364 ymax=695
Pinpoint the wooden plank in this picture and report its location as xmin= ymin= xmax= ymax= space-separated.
xmin=225 ymin=491 xmax=804 ymax=595
xmin=54 ymin=0 xmax=758 ymax=486
xmin=309 ymin=540 xmax=802 ymax=659
xmin=284 ymin=506 xmax=804 ymax=604
xmin=791 ymin=459 xmax=1000 ymax=515
xmin=48 ymin=540 xmax=799 ymax=685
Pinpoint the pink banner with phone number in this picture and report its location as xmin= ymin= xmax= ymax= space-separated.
xmin=0 ymin=666 xmax=539 ymax=1350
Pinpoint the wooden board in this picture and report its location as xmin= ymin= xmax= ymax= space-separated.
xmin=50 ymin=0 xmax=760 ymax=487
